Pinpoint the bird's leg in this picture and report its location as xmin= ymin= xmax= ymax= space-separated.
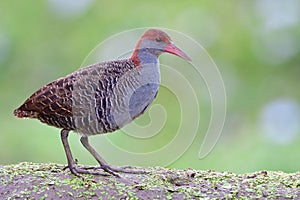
xmin=60 ymin=129 xmax=108 ymax=177
xmin=80 ymin=136 xmax=147 ymax=176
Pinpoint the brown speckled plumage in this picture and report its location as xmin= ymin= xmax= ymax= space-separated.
xmin=14 ymin=59 xmax=144 ymax=134
xmin=14 ymin=74 xmax=75 ymax=128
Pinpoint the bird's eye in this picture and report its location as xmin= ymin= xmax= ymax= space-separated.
xmin=155 ymin=37 xmax=162 ymax=42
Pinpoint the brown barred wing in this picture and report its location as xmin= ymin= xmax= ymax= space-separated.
xmin=13 ymin=76 xmax=75 ymax=130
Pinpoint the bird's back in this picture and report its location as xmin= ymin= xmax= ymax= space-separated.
xmin=14 ymin=59 xmax=160 ymax=135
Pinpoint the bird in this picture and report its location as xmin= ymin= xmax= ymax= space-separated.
xmin=13 ymin=29 xmax=191 ymax=177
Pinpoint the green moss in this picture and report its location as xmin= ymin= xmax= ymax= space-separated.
xmin=0 ymin=162 xmax=299 ymax=199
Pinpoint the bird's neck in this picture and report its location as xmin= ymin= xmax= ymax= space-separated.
xmin=131 ymin=48 xmax=159 ymax=67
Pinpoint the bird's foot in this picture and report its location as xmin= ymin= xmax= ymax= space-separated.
xmin=79 ymin=165 xmax=120 ymax=177
xmin=64 ymin=165 xmax=110 ymax=179
xmin=64 ymin=164 xmax=147 ymax=178
xmin=80 ymin=165 xmax=148 ymax=174
xmin=103 ymin=165 xmax=148 ymax=174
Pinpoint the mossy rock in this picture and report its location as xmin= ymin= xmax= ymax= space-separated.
xmin=0 ymin=162 xmax=299 ymax=199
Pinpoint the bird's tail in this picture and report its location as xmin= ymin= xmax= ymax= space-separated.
xmin=13 ymin=108 xmax=37 ymax=118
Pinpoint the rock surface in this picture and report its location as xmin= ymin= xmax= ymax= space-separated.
xmin=0 ymin=162 xmax=299 ymax=199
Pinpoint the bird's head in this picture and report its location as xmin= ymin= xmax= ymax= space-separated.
xmin=131 ymin=29 xmax=191 ymax=65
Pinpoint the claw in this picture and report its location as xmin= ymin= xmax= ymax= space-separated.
xmin=65 ymin=164 xmax=147 ymax=178
xmin=105 ymin=165 xmax=148 ymax=174
xmin=67 ymin=165 xmax=110 ymax=178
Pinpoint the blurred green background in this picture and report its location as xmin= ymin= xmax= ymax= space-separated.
xmin=1 ymin=0 xmax=300 ymax=173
